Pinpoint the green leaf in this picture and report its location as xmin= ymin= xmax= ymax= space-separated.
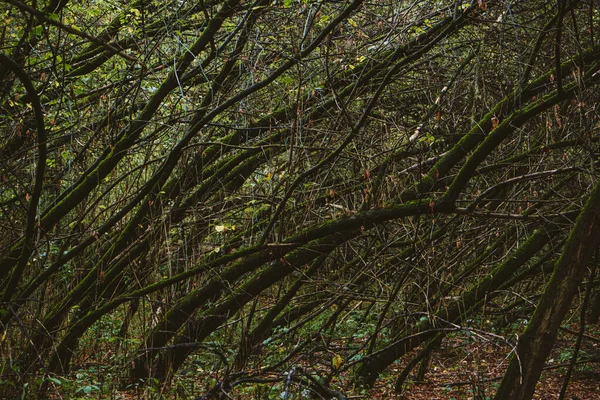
xmin=46 ymin=376 xmax=61 ymax=385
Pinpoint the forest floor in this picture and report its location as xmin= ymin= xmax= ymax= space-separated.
xmin=33 ymin=323 xmax=600 ymax=399
xmin=365 ymin=329 xmax=600 ymax=400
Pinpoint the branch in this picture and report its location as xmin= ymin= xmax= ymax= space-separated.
xmin=0 ymin=53 xmax=46 ymax=300
xmin=5 ymin=0 xmax=136 ymax=62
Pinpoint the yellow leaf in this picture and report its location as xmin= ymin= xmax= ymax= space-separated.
xmin=332 ymin=354 xmax=343 ymax=370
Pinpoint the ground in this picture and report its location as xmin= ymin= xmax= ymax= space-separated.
xmin=21 ymin=323 xmax=600 ymax=399
xmin=363 ymin=326 xmax=600 ymax=400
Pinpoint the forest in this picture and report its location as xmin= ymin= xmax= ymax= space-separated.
xmin=1 ymin=0 xmax=600 ymax=399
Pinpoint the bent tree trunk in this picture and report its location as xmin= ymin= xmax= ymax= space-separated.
xmin=493 ymin=178 xmax=600 ymax=400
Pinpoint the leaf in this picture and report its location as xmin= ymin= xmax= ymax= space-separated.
xmin=76 ymin=385 xmax=100 ymax=394
xmin=491 ymin=116 xmax=499 ymax=130
xmin=46 ymin=377 xmax=61 ymax=385
xmin=332 ymin=354 xmax=343 ymax=369
xmin=215 ymin=225 xmax=226 ymax=232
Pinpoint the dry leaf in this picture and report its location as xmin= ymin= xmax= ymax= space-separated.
xmin=491 ymin=116 xmax=499 ymax=130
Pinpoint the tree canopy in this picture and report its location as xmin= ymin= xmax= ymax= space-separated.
xmin=1 ymin=0 xmax=600 ymax=398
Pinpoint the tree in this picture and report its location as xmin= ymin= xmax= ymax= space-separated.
xmin=1 ymin=0 xmax=599 ymax=398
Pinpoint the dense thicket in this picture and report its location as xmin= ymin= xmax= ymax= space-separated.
xmin=1 ymin=0 xmax=599 ymax=398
